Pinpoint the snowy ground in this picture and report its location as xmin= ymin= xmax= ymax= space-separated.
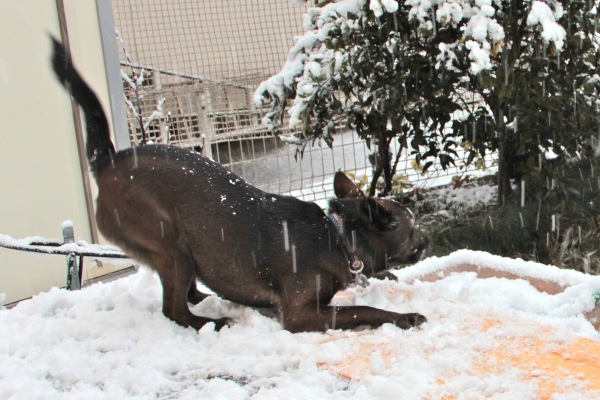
xmin=1 ymin=250 xmax=599 ymax=399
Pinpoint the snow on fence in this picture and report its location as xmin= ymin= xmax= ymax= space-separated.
xmin=111 ymin=0 xmax=496 ymax=202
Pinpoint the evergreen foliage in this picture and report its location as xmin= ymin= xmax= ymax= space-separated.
xmin=256 ymin=0 xmax=600 ymax=201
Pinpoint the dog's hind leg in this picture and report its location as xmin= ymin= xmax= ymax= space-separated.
xmin=152 ymin=240 xmax=230 ymax=330
xmin=187 ymin=283 xmax=209 ymax=305
xmin=182 ymin=244 xmax=210 ymax=305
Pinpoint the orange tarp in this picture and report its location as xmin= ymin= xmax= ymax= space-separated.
xmin=321 ymin=315 xmax=600 ymax=399
xmin=320 ymin=267 xmax=600 ymax=399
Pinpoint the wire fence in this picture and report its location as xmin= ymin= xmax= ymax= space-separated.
xmin=111 ymin=0 xmax=496 ymax=203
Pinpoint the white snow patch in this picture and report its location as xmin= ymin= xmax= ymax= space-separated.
xmin=1 ymin=251 xmax=599 ymax=398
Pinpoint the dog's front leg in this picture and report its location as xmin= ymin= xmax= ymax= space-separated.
xmin=280 ymin=304 xmax=426 ymax=333
xmin=277 ymin=276 xmax=425 ymax=332
xmin=372 ymin=270 xmax=398 ymax=281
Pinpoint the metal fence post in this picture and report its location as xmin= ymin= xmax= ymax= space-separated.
xmin=63 ymin=221 xmax=81 ymax=290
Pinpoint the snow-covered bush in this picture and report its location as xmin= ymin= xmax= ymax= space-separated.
xmin=256 ymin=0 xmax=600 ymax=201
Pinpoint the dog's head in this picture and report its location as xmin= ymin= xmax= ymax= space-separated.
xmin=328 ymin=172 xmax=430 ymax=275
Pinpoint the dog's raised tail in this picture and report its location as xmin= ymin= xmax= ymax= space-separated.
xmin=51 ymin=37 xmax=115 ymax=174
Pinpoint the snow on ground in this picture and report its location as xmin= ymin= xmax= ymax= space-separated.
xmin=1 ymin=250 xmax=599 ymax=399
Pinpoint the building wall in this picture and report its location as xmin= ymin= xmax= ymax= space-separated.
xmin=0 ymin=1 xmax=115 ymax=304
xmin=112 ymin=0 xmax=307 ymax=82
xmin=0 ymin=0 xmax=307 ymax=304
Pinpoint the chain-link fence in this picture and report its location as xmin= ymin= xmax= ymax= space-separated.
xmin=111 ymin=0 xmax=496 ymax=203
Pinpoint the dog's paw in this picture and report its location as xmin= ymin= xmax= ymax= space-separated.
xmin=213 ymin=317 xmax=234 ymax=331
xmin=373 ymin=271 xmax=398 ymax=281
xmin=396 ymin=313 xmax=427 ymax=330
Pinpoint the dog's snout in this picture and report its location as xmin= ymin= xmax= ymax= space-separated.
xmin=419 ymin=232 xmax=430 ymax=250
xmin=408 ymin=230 xmax=430 ymax=262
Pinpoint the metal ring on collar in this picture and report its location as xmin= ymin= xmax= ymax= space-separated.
xmin=350 ymin=260 xmax=364 ymax=274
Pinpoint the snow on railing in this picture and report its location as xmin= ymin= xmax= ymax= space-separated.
xmin=0 ymin=222 xmax=129 ymax=291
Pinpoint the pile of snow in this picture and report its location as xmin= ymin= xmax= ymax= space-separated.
xmin=419 ymin=180 xmax=498 ymax=221
xmin=1 ymin=250 xmax=599 ymax=399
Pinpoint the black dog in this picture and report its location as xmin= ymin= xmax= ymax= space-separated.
xmin=51 ymin=38 xmax=428 ymax=332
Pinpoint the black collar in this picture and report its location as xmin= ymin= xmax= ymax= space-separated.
xmin=326 ymin=212 xmax=369 ymax=287
xmin=327 ymin=213 xmax=355 ymax=262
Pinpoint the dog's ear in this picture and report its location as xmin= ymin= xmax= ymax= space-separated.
xmin=362 ymin=197 xmax=398 ymax=231
xmin=333 ymin=172 xmax=365 ymax=199
xmin=329 ymin=197 xmax=399 ymax=232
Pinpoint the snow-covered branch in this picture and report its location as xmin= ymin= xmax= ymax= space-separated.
xmin=143 ymin=98 xmax=166 ymax=134
xmin=256 ymin=0 xmax=571 ymax=128
xmin=254 ymin=0 xmax=367 ymax=131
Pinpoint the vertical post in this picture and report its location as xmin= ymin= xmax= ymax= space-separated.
xmin=97 ymin=0 xmax=130 ymax=151
xmin=63 ymin=221 xmax=81 ymax=291
xmin=200 ymin=86 xmax=214 ymax=159
xmin=55 ymin=0 xmax=100 ymax=243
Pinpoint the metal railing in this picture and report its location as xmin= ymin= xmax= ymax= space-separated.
xmin=0 ymin=223 xmax=130 ymax=291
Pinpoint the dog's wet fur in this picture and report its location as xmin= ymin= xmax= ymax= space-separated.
xmin=51 ymin=38 xmax=429 ymax=332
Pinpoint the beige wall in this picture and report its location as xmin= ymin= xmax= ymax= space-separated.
xmin=0 ymin=1 xmax=113 ymax=304
xmin=0 ymin=0 xmax=307 ymax=304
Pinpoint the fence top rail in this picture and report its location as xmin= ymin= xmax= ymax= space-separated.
xmin=0 ymin=233 xmax=127 ymax=258
xmin=120 ymin=61 xmax=254 ymax=90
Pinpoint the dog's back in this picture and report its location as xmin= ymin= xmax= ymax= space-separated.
xmin=95 ymin=143 xmax=335 ymax=306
